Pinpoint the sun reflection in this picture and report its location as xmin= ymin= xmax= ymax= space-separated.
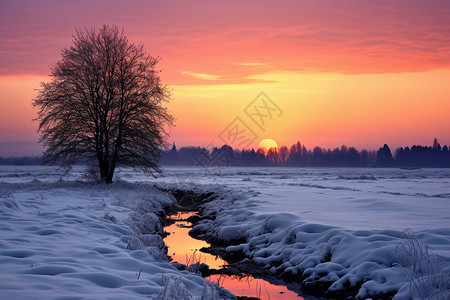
xmin=207 ymin=274 xmax=303 ymax=300
xmin=164 ymin=212 xmax=225 ymax=269
xmin=164 ymin=212 xmax=304 ymax=300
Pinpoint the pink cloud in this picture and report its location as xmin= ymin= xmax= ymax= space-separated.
xmin=0 ymin=0 xmax=449 ymax=82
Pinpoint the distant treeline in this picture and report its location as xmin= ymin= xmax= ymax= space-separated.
xmin=0 ymin=156 xmax=42 ymax=166
xmin=161 ymin=138 xmax=450 ymax=168
xmin=1 ymin=138 xmax=449 ymax=168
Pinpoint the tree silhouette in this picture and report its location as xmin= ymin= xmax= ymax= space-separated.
xmin=279 ymin=146 xmax=289 ymax=164
xmin=312 ymin=147 xmax=324 ymax=166
xmin=433 ymin=137 xmax=439 ymax=150
xmin=159 ymin=140 xmax=450 ymax=168
xmin=33 ymin=25 xmax=173 ymax=183
xmin=360 ymin=149 xmax=370 ymax=166
xmin=346 ymin=147 xmax=360 ymax=166
xmin=266 ymin=147 xmax=278 ymax=163
xmin=287 ymin=141 xmax=302 ymax=166
xmin=376 ymin=144 xmax=393 ymax=167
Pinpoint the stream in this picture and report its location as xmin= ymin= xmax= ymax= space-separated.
xmin=164 ymin=211 xmax=303 ymax=300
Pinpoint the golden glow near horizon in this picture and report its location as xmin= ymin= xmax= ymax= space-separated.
xmin=169 ymin=68 xmax=450 ymax=151
xmin=2 ymin=68 xmax=450 ymax=154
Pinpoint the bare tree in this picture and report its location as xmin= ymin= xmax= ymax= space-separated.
xmin=33 ymin=25 xmax=173 ymax=183
xmin=279 ymin=146 xmax=289 ymax=164
xmin=267 ymin=147 xmax=278 ymax=163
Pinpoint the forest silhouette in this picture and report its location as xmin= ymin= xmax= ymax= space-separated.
xmin=1 ymin=138 xmax=449 ymax=168
xmin=160 ymin=138 xmax=450 ymax=168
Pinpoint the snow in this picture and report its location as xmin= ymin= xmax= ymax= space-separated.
xmin=1 ymin=166 xmax=449 ymax=299
xmin=152 ymin=167 xmax=450 ymax=299
xmin=0 ymin=167 xmax=225 ymax=299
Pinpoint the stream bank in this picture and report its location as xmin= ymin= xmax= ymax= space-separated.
xmin=162 ymin=188 xmax=304 ymax=300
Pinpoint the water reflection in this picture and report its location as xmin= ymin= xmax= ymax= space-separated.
xmin=165 ymin=212 xmax=225 ymax=269
xmin=208 ymin=274 xmax=301 ymax=300
xmin=165 ymin=212 xmax=303 ymax=300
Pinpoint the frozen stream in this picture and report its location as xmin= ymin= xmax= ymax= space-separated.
xmin=164 ymin=212 xmax=303 ymax=300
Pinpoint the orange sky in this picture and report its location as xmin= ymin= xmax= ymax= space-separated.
xmin=1 ymin=0 xmax=450 ymax=155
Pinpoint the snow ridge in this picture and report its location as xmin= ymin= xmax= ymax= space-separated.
xmin=191 ymin=183 xmax=450 ymax=299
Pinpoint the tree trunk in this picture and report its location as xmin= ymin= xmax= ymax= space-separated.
xmin=106 ymin=172 xmax=114 ymax=184
xmin=98 ymin=158 xmax=112 ymax=183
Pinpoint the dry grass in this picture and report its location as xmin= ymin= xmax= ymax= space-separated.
xmin=396 ymin=229 xmax=450 ymax=300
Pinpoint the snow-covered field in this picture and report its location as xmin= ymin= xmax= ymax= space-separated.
xmin=0 ymin=166 xmax=226 ymax=299
xmin=1 ymin=166 xmax=449 ymax=299
xmin=151 ymin=167 xmax=450 ymax=299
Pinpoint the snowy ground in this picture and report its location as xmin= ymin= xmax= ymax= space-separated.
xmin=0 ymin=166 xmax=226 ymax=299
xmin=150 ymin=167 xmax=450 ymax=299
xmin=1 ymin=166 xmax=449 ymax=299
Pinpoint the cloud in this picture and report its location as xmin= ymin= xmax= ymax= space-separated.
xmin=1 ymin=0 xmax=450 ymax=79
xmin=181 ymin=71 xmax=223 ymax=81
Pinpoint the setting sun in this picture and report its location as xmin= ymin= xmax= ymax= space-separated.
xmin=259 ymin=138 xmax=278 ymax=154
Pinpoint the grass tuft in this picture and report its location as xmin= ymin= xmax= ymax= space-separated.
xmin=395 ymin=228 xmax=450 ymax=300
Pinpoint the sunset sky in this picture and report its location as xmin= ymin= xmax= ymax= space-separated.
xmin=1 ymin=0 xmax=449 ymax=156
